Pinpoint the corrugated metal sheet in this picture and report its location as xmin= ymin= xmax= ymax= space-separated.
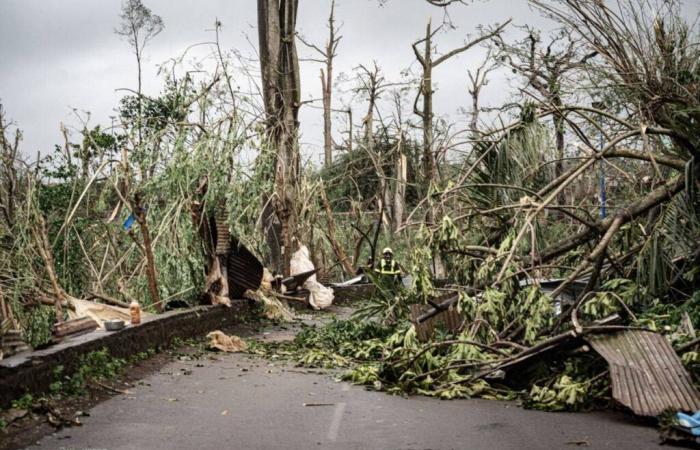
xmin=214 ymin=216 xmax=231 ymax=256
xmin=226 ymin=237 xmax=264 ymax=298
xmin=207 ymin=216 xmax=263 ymax=298
xmin=587 ymin=330 xmax=700 ymax=416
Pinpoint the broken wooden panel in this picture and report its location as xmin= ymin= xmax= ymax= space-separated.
xmin=410 ymin=292 xmax=464 ymax=342
xmin=587 ymin=330 xmax=700 ymax=416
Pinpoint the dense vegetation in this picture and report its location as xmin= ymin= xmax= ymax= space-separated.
xmin=0 ymin=0 xmax=698 ymax=414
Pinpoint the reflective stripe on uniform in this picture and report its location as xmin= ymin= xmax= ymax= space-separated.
xmin=376 ymin=260 xmax=399 ymax=275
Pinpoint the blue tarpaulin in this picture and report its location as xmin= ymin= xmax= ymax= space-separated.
xmin=122 ymin=213 xmax=136 ymax=231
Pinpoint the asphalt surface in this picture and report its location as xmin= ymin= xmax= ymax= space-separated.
xmin=28 ymin=326 xmax=663 ymax=450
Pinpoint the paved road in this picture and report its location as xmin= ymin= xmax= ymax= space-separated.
xmin=29 ymin=337 xmax=663 ymax=450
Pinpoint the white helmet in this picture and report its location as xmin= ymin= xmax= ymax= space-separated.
xmin=382 ymin=247 xmax=393 ymax=255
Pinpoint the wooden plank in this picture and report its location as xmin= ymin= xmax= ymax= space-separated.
xmin=52 ymin=317 xmax=99 ymax=338
xmin=410 ymin=299 xmax=464 ymax=342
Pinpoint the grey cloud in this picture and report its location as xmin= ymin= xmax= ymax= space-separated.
xmin=3 ymin=0 xmax=697 ymax=163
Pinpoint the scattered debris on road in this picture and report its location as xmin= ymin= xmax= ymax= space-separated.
xmin=207 ymin=330 xmax=248 ymax=353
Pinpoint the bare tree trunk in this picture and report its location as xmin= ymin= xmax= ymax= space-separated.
xmin=320 ymin=185 xmax=355 ymax=276
xmin=412 ymin=19 xmax=508 ymax=275
xmin=297 ymin=0 xmax=339 ymax=169
xmin=258 ymin=0 xmax=301 ymax=276
xmin=361 ymin=65 xmax=393 ymax=231
xmin=382 ymin=177 xmax=393 ymax=232
xmin=347 ymin=108 xmax=353 ymax=153
xmin=467 ymin=51 xmax=496 ymax=136
xmin=322 ymin=1 xmax=338 ymax=169
xmin=136 ymin=50 xmax=143 ymax=149
xmin=132 ymin=193 xmax=162 ymax=311
xmin=364 ymin=88 xmax=375 ymax=155
xmin=393 ymin=151 xmax=407 ymax=233
xmin=553 ymin=95 xmax=565 ymax=179
xmin=412 ymin=19 xmax=509 ymax=190
xmin=469 ymin=82 xmax=479 ymax=135
xmin=418 ymin=20 xmax=436 ymax=188
xmin=32 ymin=215 xmax=66 ymax=323
xmin=0 ymin=106 xmax=19 ymax=230
xmin=321 ymin=68 xmax=332 ymax=168
xmin=362 ymin=69 xmax=388 ymax=229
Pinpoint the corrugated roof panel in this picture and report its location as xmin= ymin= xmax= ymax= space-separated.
xmin=226 ymin=237 xmax=263 ymax=298
xmin=587 ymin=330 xmax=700 ymax=416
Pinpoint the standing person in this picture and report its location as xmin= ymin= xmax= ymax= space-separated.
xmin=375 ymin=247 xmax=402 ymax=286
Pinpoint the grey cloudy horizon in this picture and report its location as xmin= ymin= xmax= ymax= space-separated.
xmin=2 ymin=0 xmax=697 ymax=165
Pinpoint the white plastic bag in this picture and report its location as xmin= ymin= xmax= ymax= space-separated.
xmin=290 ymin=245 xmax=334 ymax=310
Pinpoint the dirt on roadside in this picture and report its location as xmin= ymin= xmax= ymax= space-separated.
xmin=0 ymin=347 xmax=177 ymax=450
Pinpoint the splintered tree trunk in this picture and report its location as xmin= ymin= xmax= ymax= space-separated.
xmin=421 ymin=21 xmax=435 ymax=189
xmin=258 ymin=0 xmax=301 ymax=276
xmin=393 ymin=152 xmax=407 ymax=233
xmin=383 ymin=178 xmax=393 ymax=232
xmin=322 ymin=68 xmax=332 ymax=169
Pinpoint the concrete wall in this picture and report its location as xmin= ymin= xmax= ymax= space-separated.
xmin=0 ymin=301 xmax=255 ymax=408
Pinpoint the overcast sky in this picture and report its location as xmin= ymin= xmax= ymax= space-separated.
xmin=1 ymin=0 xmax=698 ymax=165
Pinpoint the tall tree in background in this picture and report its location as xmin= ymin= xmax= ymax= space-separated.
xmin=298 ymin=0 xmax=342 ymax=169
xmin=467 ymin=49 xmax=497 ymax=135
xmin=412 ymin=19 xmax=508 ymax=278
xmin=355 ymin=63 xmax=394 ymax=231
xmin=116 ymin=0 xmax=164 ymax=147
xmin=0 ymin=105 xmax=19 ymax=231
xmin=257 ymin=0 xmax=301 ymax=276
xmin=496 ymin=29 xmax=596 ymax=178
xmin=412 ymin=19 xmax=509 ymax=189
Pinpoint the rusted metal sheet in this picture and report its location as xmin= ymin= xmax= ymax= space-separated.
xmin=226 ymin=237 xmax=264 ymax=298
xmin=209 ymin=216 xmax=263 ymax=298
xmin=587 ymin=330 xmax=700 ymax=416
xmin=214 ymin=216 xmax=231 ymax=256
